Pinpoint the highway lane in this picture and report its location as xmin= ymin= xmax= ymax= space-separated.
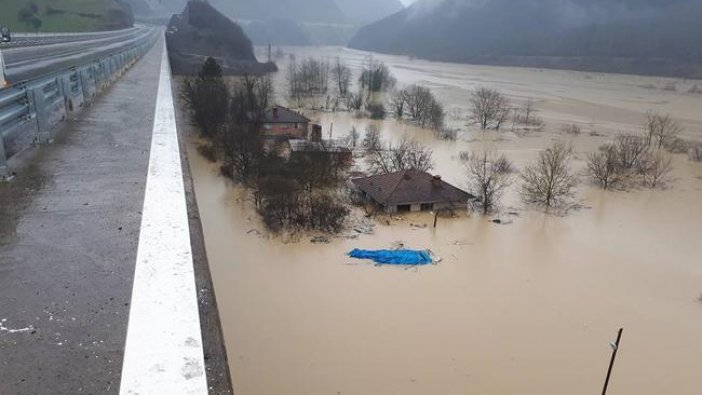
xmin=2 ymin=26 xmax=159 ymax=83
xmin=0 ymin=27 xmax=141 ymax=49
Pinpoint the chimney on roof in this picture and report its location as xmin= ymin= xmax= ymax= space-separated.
xmin=272 ymin=107 xmax=279 ymax=119
xmin=432 ymin=175 xmax=442 ymax=188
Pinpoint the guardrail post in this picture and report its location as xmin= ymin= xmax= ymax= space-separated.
xmin=31 ymin=85 xmax=51 ymax=143
xmin=0 ymin=131 xmax=8 ymax=178
xmin=0 ymin=29 xmax=158 ymax=166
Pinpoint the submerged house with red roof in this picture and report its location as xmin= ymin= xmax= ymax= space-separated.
xmin=261 ymin=105 xmax=310 ymax=139
xmin=352 ymin=170 xmax=474 ymax=213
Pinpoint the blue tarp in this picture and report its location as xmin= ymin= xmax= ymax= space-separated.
xmin=348 ymin=249 xmax=433 ymax=265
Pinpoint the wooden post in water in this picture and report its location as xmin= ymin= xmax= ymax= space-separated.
xmin=601 ymin=327 xmax=624 ymax=395
xmin=433 ymin=211 xmax=438 ymax=228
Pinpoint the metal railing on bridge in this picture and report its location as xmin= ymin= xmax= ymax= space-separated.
xmin=0 ymin=27 xmax=141 ymax=49
xmin=0 ymin=29 xmax=159 ymax=178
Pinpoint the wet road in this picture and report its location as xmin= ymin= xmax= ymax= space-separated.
xmin=2 ymin=25 xmax=157 ymax=82
xmin=0 ymin=37 xmax=231 ymax=394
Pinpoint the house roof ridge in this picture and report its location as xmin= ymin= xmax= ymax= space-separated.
xmin=384 ymin=169 xmax=410 ymax=203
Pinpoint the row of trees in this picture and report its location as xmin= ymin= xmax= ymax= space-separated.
xmin=287 ymin=57 xmax=452 ymax=135
xmin=287 ymin=57 xmax=397 ymax=109
xmin=286 ymin=58 xmax=331 ymax=105
xmin=469 ymin=88 xmax=542 ymax=131
xmin=184 ymin=58 xmax=350 ymax=233
xmin=464 ymin=133 xmax=680 ymax=215
xmin=463 ymin=143 xmax=578 ymax=214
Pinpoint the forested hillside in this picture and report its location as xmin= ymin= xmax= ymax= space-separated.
xmin=349 ymin=0 xmax=702 ymax=78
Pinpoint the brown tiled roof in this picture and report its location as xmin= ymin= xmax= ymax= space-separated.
xmin=352 ymin=170 xmax=474 ymax=206
xmin=262 ymin=106 xmax=310 ymax=124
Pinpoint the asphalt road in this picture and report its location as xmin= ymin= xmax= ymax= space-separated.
xmin=2 ymin=26 xmax=158 ymax=83
xmin=0 ymin=37 xmax=163 ymax=395
xmin=0 ymin=36 xmax=232 ymax=395
xmin=0 ymin=27 xmax=141 ymax=49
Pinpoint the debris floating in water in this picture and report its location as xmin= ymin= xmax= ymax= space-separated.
xmin=348 ymin=249 xmax=433 ymax=265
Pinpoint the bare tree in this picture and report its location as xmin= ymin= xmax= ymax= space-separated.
xmin=495 ymin=106 xmax=510 ymax=131
xmin=638 ymin=151 xmax=673 ymax=188
xmin=389 ymin=89 xmax=408 ymax=119
xmin=286 ymin=57 xmax=330 ymax=104
xmin=344 ymin=89 xmax=364 ymax=111
xmin=366 ymin=101 xmax=387 ymax=120
xmin=331 ymin=57 xmax=351 ymax=97
xmin=494 ymin=154 xmax=515 ymax=174
xmin=220 ymin=76 xmax=273 ymax=185
xmin=588 ymin=133 xmax=677 ymax=190
xmin=586 ymin=144 xmax=626 ymax=189
xmin=464 ymin=151 xmax=513 ymax=215
xmin=361 ymin=125 xmax=382 ymax=152
xmin=645 ymin=112 xmax=683 ymax=149
xmin=400 ymin=84 xmax=445 ymax=130
xmin=690 ymin=144 xmax=702 ymax=162
xmin=562 ymin=124 xmax=582 ymax=135
xmin=359 ymin=61 xmax=396 ymax=93
xmin=614 ymin=134 xmax=649 ymax=170
xmin=470 ymin=87 xmax=511 ymax=130
xmin=239 ymin=74 xmax=273 ymax=120
xmin=347 ymin=126 xmax=360 ymax=149
xmin=523 ymin=98 xmax=535 ymax=125
xmin=365 ymin=136 xmax=434 ymax=175
xmin=391 ymin=138 xmax=434 ymax=173
xmin=520 ymin=142 xmax=579 ymax=208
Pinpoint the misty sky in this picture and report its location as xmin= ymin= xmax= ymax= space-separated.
xmin=400 ymin=0 xmax=417 ymax=5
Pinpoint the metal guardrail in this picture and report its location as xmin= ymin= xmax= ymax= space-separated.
xmin=0 ymin=30 xmax=159 ymax=177
xmin=0 ymin=27 xmax=141 ymax=49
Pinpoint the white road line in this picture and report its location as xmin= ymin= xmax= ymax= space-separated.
xmin=119 ymin=37 xmax=208 ymax=395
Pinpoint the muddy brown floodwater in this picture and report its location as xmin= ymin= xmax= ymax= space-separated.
xmin=186 ymin=46 xmax=702 ymax=395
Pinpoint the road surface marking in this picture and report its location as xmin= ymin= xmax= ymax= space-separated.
xmin=119 ymin=37 xmax=208 ymax=395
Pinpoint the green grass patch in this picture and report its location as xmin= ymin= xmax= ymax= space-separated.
xmin=0 ymin=0 xmax=131 ymax=32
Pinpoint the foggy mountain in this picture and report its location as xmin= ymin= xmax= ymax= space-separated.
xmin=208 ymin=0 xmax=347 ymax=24
xmin=334 ymin=0 xmax=404 ymax=25
xmin=349 ymin=0 xmax=702 ymax=77
xmin=166 ymin=0 xmax=276 ymax=75
xmin=129 ymin=0 xmax=404 ymax=45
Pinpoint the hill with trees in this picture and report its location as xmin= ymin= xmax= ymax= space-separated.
xmin=127 ymin=0 xmax=404 ymax=45
xmin=349 ymin=0 xmax=702 ymax=78
xmin=166 ymin=1 xmax=276 ymax=75
xmin=0 ymin=0 xmax=133 ymax=32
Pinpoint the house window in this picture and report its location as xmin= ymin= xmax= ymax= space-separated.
xmin=397 ymin=205 xmax=411 ymax=213
xmin=420 ymin=203 xmax=434 ymax=211
xmin=263 ymin=123 xmax=272 ymax=130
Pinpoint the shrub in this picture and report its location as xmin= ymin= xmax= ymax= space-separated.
xmin=366 ymin=102 xmax=387 ymax=120
xmin=436 ymin=127 xmax=458 ymax=141
xmin=562 ymin=124 xmax=582 ymax=135
xmin=197 ymin=143 xmax=217 ymax=162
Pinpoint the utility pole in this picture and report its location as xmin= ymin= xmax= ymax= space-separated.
xmin=601 ymin=327 xmax=624 ymax=395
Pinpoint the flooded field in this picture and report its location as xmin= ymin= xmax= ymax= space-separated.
xmin=185 ymin=46 xmax=702 ymax=395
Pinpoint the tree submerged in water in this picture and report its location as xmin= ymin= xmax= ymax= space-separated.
xmin=185 ymin=57 xmax=351 ymax=234
xmin=182 ymin=57 xmax=230 ymax=138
